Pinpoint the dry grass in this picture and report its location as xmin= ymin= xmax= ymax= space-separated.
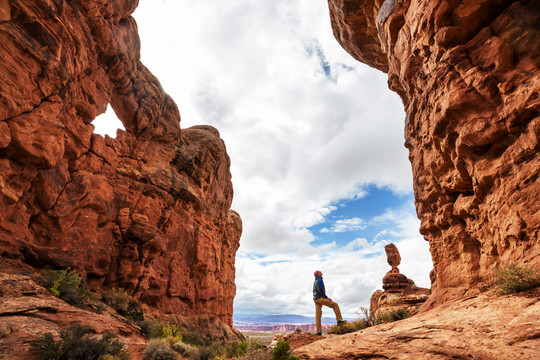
xmin=240 ymin=331 xmax=281 ymax=346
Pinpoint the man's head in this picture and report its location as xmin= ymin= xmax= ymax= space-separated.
xmin=314 ymin=270 xmax=322 ymax=278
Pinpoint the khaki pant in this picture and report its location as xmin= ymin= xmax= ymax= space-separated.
xmin=314 ymin=297 xmax=343 ymax=333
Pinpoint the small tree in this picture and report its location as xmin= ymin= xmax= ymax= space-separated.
xmin=39 ymin=267 xmax=91 ymax=307
xmin=272 ymin=340 xmax=299 ymax=360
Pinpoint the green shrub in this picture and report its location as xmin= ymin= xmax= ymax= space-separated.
xmin=327 ymin=307 xmax=370 ymax=335
xmin=271 ymin=340 xmax=298 ymax=360
xmin=39 ymin=267 xmax=91 ymax=307
xmin=180 ymin=332 xmax=205 ymax=347
xmin=371 ymin=309 xmax=411 ymax=325
xmin=29 ymin=324 xmax=129 ymax=360
xmin=246 ymin=338 xmax=266 ymax=353
xmin=101 ymin=288 xmax=144 ymax=322
xmin=494 ymin=263 xmax=540 ymax=294
xmin=171 ymin=341 xmax=198 ymax=357
xmin=326 ymin=307 xmax=410 ymax=335
xmin=224 ymin=338 xmax=266 ymax=358
xmin=326 ymin=319 xmax=369 ymax=335
xmin=142 ymin=339 xmax=177 ymax=360
xmin=226 ymin=340 xmax=248 ymax=357
xmin=196 ymin=344 xmax=221 ymax=360
xmin=162 ymin=323 xmax=181 ymax=340
xmin=371 ymin=308 xmax=410 ymax=325
xmin=144 ymin=321 xmax=182 ymax=341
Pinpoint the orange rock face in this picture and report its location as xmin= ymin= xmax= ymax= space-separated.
xmin=0 ymin=0 xmax=240 ymax=336
xmin=328 ymin=0 xmax=540 ymax=305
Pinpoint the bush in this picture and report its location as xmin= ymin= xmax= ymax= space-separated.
xmin=144 ymin=321 xmax=182 ymax=341
xmin=371 ymin=308 xmax=410 ymax=325
xmin=327 ymin=319 xmax=369 ymax=335
xmin=102 ymin=288 xmax=145 ymax=322
xmin=326 ymin=307 xmax=410 ymax=335
xmin=30 ymin=324 xmax=129 ymax=360
xmin=246 ymin=338 xmax=266 ymax=353
xmin=327 ymin=307 xmax=370 ymax=335
xmin=271 ymin=340 xmax=298 ymax=360
xmin=226 ymin=340 xmax=248 ymax=358
xmin=171 ymin=341 xmax=198 ymax=357
xmin=196 ymin=344 xmax=221 ymax=360
xmin=224 ymin=338 xmax=266 ymax=358
xmin=39 ymin=267 xmax=91 ymax=307
xmin=143 ymin=339 xmax=177 ymax=360
xmin=170 ymin=340 xmax=223 ymax=360
xmin=494 ymin=263 xmax=540 ymax=294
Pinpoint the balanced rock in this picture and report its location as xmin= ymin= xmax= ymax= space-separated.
xmin=370 ymin=244 xmax=429 ymax=317
xmin=384 ymin=243 xmax=401 ymax=270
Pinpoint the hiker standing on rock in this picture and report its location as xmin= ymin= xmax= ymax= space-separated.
xmin=313 ymin=270 xmax=345 ymax=335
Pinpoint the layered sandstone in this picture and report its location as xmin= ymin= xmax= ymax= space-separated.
xmin=370 ymin=244 xmax=429 ymax=317
xmin=328 ymin=0 xmax=540 ymax=305
xmin=0 ymin=0 xmax=241 ymax=346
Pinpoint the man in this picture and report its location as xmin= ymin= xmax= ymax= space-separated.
xmin=313 ymin=270 xmax=345 ymax=335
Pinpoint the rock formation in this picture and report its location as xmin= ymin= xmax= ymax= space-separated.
xmin=370 ymin=244 xmax=429 ymax=317
xmin=0 ymin=0 xmax=242 ymax=351
xmin=295 ymin=287 xmax=540 ymax=359
xmin=328 ymin=0 xmax=540 ymax=305
xmin=0 ymin=271 xmax=147 ymax=359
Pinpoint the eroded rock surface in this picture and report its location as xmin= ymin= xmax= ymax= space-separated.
xmin=0 ymin=271 xmax=147 ymax=360
xmin=295 ymin=288 xmax=540 ymax=359
xmin=328 ymin=0 xmax=540 ymax=305
xmin=0 ymin=0 xmax=241 ymax=346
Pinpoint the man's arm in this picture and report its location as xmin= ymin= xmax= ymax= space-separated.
xmin=318 ymin=278 xmax=328 ymax=298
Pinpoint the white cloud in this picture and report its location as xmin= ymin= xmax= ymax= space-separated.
xmin=292 ymin=206 xmax=337 ymax=229
xmin=130 ymin=0 xmax=433 ymax=317
xmin=320 ymin=217 xmax=367 ymax=233
xmin=342 ymin=237 xmax=369 ymax=251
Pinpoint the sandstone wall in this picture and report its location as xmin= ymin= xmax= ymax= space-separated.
xmin=0 ymin=0 xmax=241 ymax=331
xmin=328 ymin=0 xmax=539 ymax=305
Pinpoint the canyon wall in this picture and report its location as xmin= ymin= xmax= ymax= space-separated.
xmin=0 ymin=0 xmax=241 ymax=335
xmin=328 ymin=0 xmax=539 ymax=305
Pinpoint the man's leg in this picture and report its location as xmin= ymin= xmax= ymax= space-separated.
xmin=314 ymin=301 xmax=323 ymax=334
xmin=316 ymin=298 xmax=343 ymax=322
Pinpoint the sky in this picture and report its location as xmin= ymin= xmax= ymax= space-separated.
xmin=93 ymin=0 xmax=433 ymax=318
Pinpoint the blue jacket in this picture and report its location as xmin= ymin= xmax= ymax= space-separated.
xmin=313 ymin=277 xmax=327 ymax=300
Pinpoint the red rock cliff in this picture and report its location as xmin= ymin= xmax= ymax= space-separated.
xmin=0 ymin=0 xmax=241 ymax=333
xmin=328 ymin=0 xmax=539 ymax=305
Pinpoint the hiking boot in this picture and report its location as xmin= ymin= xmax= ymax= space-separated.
xmin=337 ymin=320 xmax=347 ymax=326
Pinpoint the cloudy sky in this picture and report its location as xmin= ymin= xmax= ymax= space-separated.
xmin=94 ymin=0 xmax=433 ymax=318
